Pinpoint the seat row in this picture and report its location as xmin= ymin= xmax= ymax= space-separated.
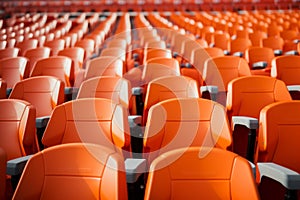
xmin=1 ymin=0 xmax=299 ymax=13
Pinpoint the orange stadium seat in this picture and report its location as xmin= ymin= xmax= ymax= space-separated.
xmin=145 ymin=147 xmax=259 ymax=200
xmin=13 ymin=143 xmax=128 ymax=200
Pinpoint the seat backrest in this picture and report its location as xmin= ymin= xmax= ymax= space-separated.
xmin=142 ymin=61 xmax=180 ymax=84
xmin=15 ymin=39 xmax=38 ymax=56
xmin=257 ymin=101 xmax=300 ymax=172
xmin=213 ymin=32 xmax=230 ymax=52
xmin=58 ymin=47 xmax=85 ymax=71
xmin=226 ymin=75 xmax=291 ymax=119
xmin=230 ymin=38 xmax=252 ymax=55
xmin=100 ymin=47 xmax=126 ymax=62
xmin=44 ymin=39 xmax=66 ymax=56
xmin=172 ymin=34 xmax=192 ymax=55
xmin=143 ymin=48 xmax=172 ymax=63
xmin=145 ymin=147 xmax=259 ymax=200
xmin=146 ymin=57 xmax=179 ymax=69
xmin=280 ymin=29 xmax=298 ymax=41
xmin=75 ymin=38 xmax=95 ymax=60
xmin=106 ymin=38 xmax=127 ymax=50
xmin=0 ymin=56 xmax=29 ymax=88
xmin=249 ymin=31 xmax=267 ymax=47
xmin=0 ymin=47 xmax=19 ymax=59
xmin=191 ymin=47 xmax=224 ymax=74
xmin=203 ymin=56 xmax=251 ymax=92
xmin=77 ymin=76 xmax=131 ymax=109
xmin=0 ymin=41 xmax=6 ymax=50
xmin=182 ymin=39 xmax=208 ymax=63
xmin=262 ymin=36 xmax=284 ymax=51
xmin=245 ymin=46 xmax=275 ymax=70
xmin=30 ymin=56 xmax=74 ymax=87
xmin=144 ymin=40 xmax=166 ymax=49
xmin=13 ymin=143 xmax=128 ymax=200
xmin=144 ymin=98 xmax=232 ymax=165
xmin=23 ymin=47 xmax=51 ymax=74
xmin=142 ymin=76 xmax=200 ymax=126
xmin=42 ymin=98 xmax=131 ymax=155
xmin=9 ymin=76 xmax=65 ymax=117
xmin=6 ymin=39 xmax=16 ymax=48
xmin=0 ymin=99 xmax=37 ymax=160
xmin=85 ymin=56 xmax=124 ymax=80
xmin=271 ymin=55 xmax=300 ymax=85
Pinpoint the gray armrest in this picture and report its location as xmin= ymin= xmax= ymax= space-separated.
xmin=184 ymin=63 xmax=192 ymax=68
xmin=173 ymin=52 xmax=179 ymax=58
xmin=293 ymin=39 xmax=300 ymax=44
xmin=252 ymin=61 xmax=267 ymax=69
xmin=132 ymin=87 xmax=144 ymax=96
xmin=249 ymin=161 xmax=256 ymax=179
xmin=64 ymin=87 xmax=79 ymax=95
xmin=287 ymin=85 xmax=300 ymax=92
xmin=200 ymin=85 xmax=218 ymax=101
xmin=36 ymin=116 xmax=50 ymax=128
xmin=200 ymin=85 xmax=218 ymax=94
xmin=7 ymin=155 xmax=32 ymax=176
xmin=133 ymin=53 xmax=139 ymax=61
xmin=257 ymin=162 xmax=300 ymax=190
xmin=284 ymin=50 xmax=299 ymax=56
xmin=125 ymin=158 xmax=146 ymax=183
xmin=128 ymin=115 xmax=142 ymax=127
xmin=232 ymin=116 xmax=258 ymax=130
xmin=232 ymin=116 xmax=258 ymax=162
xmin=232 ymin=52 xmax=243 ymax=57
xmin=223 ymin=50 xmax=230 ymax=55
xmin=6 ymin=88 xmax=12 ymax=97
xmin=274 ymin=49 xmax=283 ymax=56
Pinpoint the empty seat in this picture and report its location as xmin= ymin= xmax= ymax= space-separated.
xmin=145 ymin=147 xmax=259 ymax=200
xmin=84 ymin=56 xmax=124 ymax=80
xmin=0 ymin=41 xmax=6 ymax=49
xmin=143 ymin=98 xmax=232 ymax=166
xmin=75 ymin=38 xmax=95 ymax=60
xmin=249 ymin=31 xmax=267 ymax=47
xmin=15 ymin=39 xmax=38 ymax=56
xmin=77 ymin=76 xmax=131 ymax=110
xmin=182 ymin=47 xmax=224 ymax=89
xmin=30 ymin=56 xmax=74 ymax=87
xmin=13 ymin=143 xmax=128 ymax=200
xmin=9 ymin=76 xmax=65 ymax=118
xmin=256 ymin=100 xmax=300 ymax=199
xmin=42 ymin=98 xmax=131 ymax=157
xmin=44 ymin=39 xmax=65 ymax=56
xmin=245 ymin=47 xmax=275 ymax=76
xmin=142 ymin=75 xmax=199 ymax=126
xmin=230 ymin=38 xmax=252 ymax=57
xmin=0 ymin=57 xmax=29 ymax=92
xmin=0 ymin=47 xmax=20 ymax=59
xmin=262 ymin=36 xmax=284 ymax=56
xmin=100 ymin=47 xmax=126 ymax=62
xmin=142 ymin=59 xmax=181 ymax=84
xmin=226 ymin=75 xmax=292 ymax=161
xmin=58 ymin=47 xmax=85 ymax=71
xmin=202 ymin=56 xmax=251 ymax=105
xmin=271 ymin=55 xmax=300 ymax=99
xmin=0 ymin=99 xmax=38 ymax=192
xmin=143 ymin=48 xmax=172 ymax=64
xmin=23 ymin=47 xmax=51 ymax=74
